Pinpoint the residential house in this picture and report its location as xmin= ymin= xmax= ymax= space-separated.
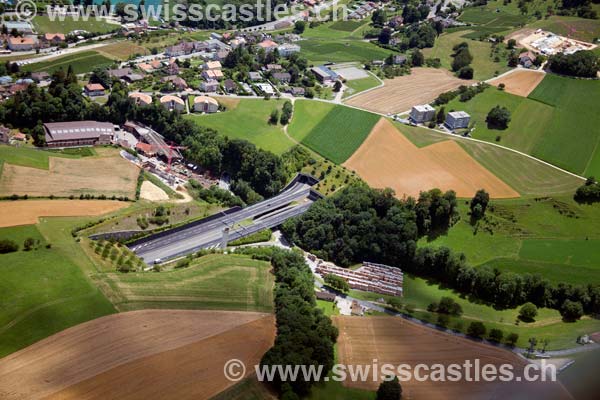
xmin=84 ymin=83 xmax=106 ymax=97
xmin=135 ymin=142 xmax=156 ymax=157
xmin=162 ymin=75 xmax=188 ymax=91
xmin=445 ymin=111 xmax=471 ymax=130
xmin=223 ymin=79 xmax=237 ymax=93
xmin=272 ymin=72 xmax=291 ymax=83
xmin=519 ymin=51 xmax=535 ymax=68
xmin=265 ymin=64 xmax=282 ymax=72
xmin=277 ymin=43 xmax=301 ymax=57
xmin=257 ymin=39 xmax=278 ymax=53
xmin=255 ymin=83 xmax=275 ymax=95
xmin=42 ymin=33 xmax=65 ymax=46
xmin=165 ymin=41 xmax=195 ymax=57
xmin=12 ymin=132 xmax=26 ymax=141
xmin=388 ymin=15 xmax=404 ymax=28
xmin=129 ymin=92 xmax=153 ymax=106
xmin=315 ymin=291 xmax=336 ymax=302
xmin=2 ymin=21 xmax=34 ymax=34
xmin=122 ymin=73 xmax=144 ymax=83
xmin=249 ymin=71 xmax=262 ymax=81
xmin=203 ymin=61 xmax=222 ymax=70
xmin=392 ymin=55 xmax=407 ymax=65
xmin=200 ymin=79 xmax=219 ymax=92
xmin=7 ymin=36 xmax=37 ymax=51
xmin=30 ymin=72 xmax=50 ymax=83
xmin=0 ymin=76 xmax=13 ymax=85
xmin=136 ymin=63 xmax=155 ymax=74
xmin=107 ymin=68 xmax=133 ymax=79
xmin=193 ymin=96 xmax=219 ymax=113
xmin=230 ymin=37 xmax=246 ymax=48
xmin=159 ymin=95 xmax=185 ymax=112
xmin=410 ymin=104 xmax=435 ymax=123
xmin=289 ymin=87 xmax=305 ymax=97
xmin=166 ymin=60 xmax=180 ymax=75
xmin=216 ymin=50 xmax=230 ymax=62
xmin=202 ymin=69 xmax=224 ymax=80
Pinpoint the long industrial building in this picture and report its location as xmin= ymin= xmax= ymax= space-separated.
xmin=44 ymin=121 xmax=115 ymax=148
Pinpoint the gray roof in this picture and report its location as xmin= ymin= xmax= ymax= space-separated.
xmin=44 ymin=121 xmax=114 ymax=143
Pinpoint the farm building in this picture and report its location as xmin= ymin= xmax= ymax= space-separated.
xmin=316 ymin=261 xmax=403 ymax=296
xmin=311 ymin=66 xmax=339 ymax=83
xmin=44 ymin=121 xmax=114 ymax=148
xmin=128 ymin=92 xmax=153 ymax=106
xmin=84 ymin=83 xmax=106 ymax=97
xmin=135 ymin=142 xmax=157 ymax=157
xmin=445 ymin=111 xmax=471 ymax=130
xmin=160 ymin=95 xmax=185 ymax=112
xmin=410 ymin=104 xmax=435 ymax=123
xmin=194 ymin=96 xmax=219 ymax=113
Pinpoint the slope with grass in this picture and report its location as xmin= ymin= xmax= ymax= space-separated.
xmin=99 ymin=253 xmax=275 ymax=312
xmin=0 ymin=218 xmax=117 ymax=358
xmin=0 ymin=145 xmax=94 ymax=170
xmin=185 ymin=98 xmax=294 ymax=155
xmin=290 ymin=103 xmax=380 ymax=164
xmin=342 ymin=73 xmax=381 ymax=99
xmin=32 ymin=16 xmax=118 ymax=35
xmin=21 ymin=51 xmax=114 ymax=75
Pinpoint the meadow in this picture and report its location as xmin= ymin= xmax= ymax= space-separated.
xmin=100 ymin=253 xmax=275 ymax=312
xmin=343 ymin=73 xmax=381 ymax=98
xmin=0 ymin=144 xmax=93 ymax=170
xmin=293 ymin=103 xmax=380 ymax=164
xmin=32 ymin=16 xmax=118 ymax=35
xmin=96 ymin=41 xmax=150 ymax=60
xmin=22 ymin=51 xmax=114 ymax=75
xmin=185 ymin=98 xmax=295 ymax=155
xmin=0 ymin=219 xmax=116 ymax=358
xmin=528 ymin=15 xmax=600 ymax=43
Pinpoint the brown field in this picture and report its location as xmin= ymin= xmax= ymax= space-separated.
xmin=345 ymin=68 xmax=474 ymax=114
xmin=335 ymin=316 xmax=572 ymax=399
xmin=0 ymin=310 xmax=275 ymax=400
xmin=488 ymin=69 xmax=546 ymax=97
xmin=0 ymin=200 xmax=129 ymax=227
xmin=96 ymin=42 xmax=150 ymax=60
xmin=343 ymin=119 xmax=519 ymax=198
xmin=0 ymin=149 xmax=139 ymax=198
xmin=139 ymin=180 xmax=169 ymax=201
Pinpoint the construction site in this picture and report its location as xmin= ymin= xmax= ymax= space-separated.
xmin=516 ymin=29 xmax=597 ymax=55
xmin=315 ymin=260 xmax=404 ymax=296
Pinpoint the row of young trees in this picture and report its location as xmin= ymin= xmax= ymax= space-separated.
xmin=259 ymin=249 xmax=338 ymax=398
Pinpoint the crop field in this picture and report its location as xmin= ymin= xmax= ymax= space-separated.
xmin=288 ymin=100 xmax=336 ymax=142
xmin=334 ymin=316 xmax=571 ymax=397
xmin=294 ymin=104 xmax=380 ymax=164
xmin=422 ymin=196 xmax=600 ymax=286
xmin=100 ymin=253 xmax=275 ymax=312
xmin=422 ymin=30 xmax=511 ymax=80
xmin=32 ymin=16 xmax=118 ymax=35
xmin=488 ymin=69 xmax=546 ymax=97
xmin=0 ymin=147 xmax=139 ymax=198
xmin=0 ymin=310 xmax=275 ymax=400
xmin=345 ymin=68 xmax=471 ymax=114
xmin=96 ymin=42 xmax=150 ymax=60
xmin=186 ymin=98 xmax=294 ymax=155
xmin=0 ymin=217 xmax=118 ymax=358
xmin=344 ymin=119 xmax=518 ymax=198
xmin=21 ymin=51 xmax=114 ymax=75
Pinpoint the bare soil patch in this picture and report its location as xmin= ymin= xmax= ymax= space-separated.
xmin=334 ymin=316 xmax=572 ymax=399
xmin=343 ymin=119 xmax=519 ymax=198
xmin=0 ymin=200 xmax=129 ymax=227
xmin=139 ymin=180 xmax=169 ymax=201
xmin=0 ymin=150 xmax=139 ymax=198
xmin=0 ymin=310 xmax=274 ymax=400
xmin=488 ymin=69 xmax=546 ymax=97
xmin=345 ymin=68 xmax=473 ymax=114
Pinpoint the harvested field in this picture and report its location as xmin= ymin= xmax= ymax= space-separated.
xmin=345 ymin=68 xmax=473 ymax=114
xmin=0 ymin=150 xmax=139 ymax=198
xmin=0 ymin=310 xmax=275 ymax=400
xmin=334 ymin=316 xmax=573 ymax=399
xmin=343 ymin=119 xmax=519 ymax=198
xmin=488 ymin=69 xmax=546 ymax=97
xmin=139 ymin=180 xmax=169 ymax=201
xmin=0 ymin=200 xmax=128 ymax=227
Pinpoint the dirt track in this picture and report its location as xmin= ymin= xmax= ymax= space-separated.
xmin=0 ymin=310 xmax=275 ymax=400
xmin=0 ymin=200 xmax=129 ymax=227
xmin=334 ymin=316 xmax=573 ymax=399
xmin=343 ymin=119 xmax=519 ymax=199
xmin=345 ymin=68 xmax=473 ymax=114
xmin=488 ymin=69 xmax=546 ymax=97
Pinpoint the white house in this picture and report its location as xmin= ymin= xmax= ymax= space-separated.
xmin=159 ymin=95 xmax=185 ymax=112
xmin=445 ymin=111 xmax=471 ymax=130
xmin=410 ymin=104 xmax=435 ymax=123
xmin=193 ymin=96 xmax=219 ymax=113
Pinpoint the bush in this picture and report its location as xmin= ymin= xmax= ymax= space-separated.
xmin=488 ymin=328 xmax=504 ymax=342
xmin=505 ymin=332 xmax=519 ymax=346
xmin=457 ymin=66 xmax=474 ymax=79
xmin=561 ymin=300 xmax=584 ymax=321
xmin=519 ymin=302 xmax=538 ymax=322
xmin=0 ymin=239 xmax=19 ymax=254
xmin=467 ymin=321 xmax=486 ymax=338
xmin=486 ymin=105 xmax=511 ymax=129
xmin=324 ymin=273 xmax=350 ymax=292
xmin=547 ymin=51 xmax=599 ymax=78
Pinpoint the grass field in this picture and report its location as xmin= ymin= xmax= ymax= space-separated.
xmin=96 ymin=42 xmax=150 ymax=60
xmin=0 ymin=145 xmax=93 ymax=170
xmin=0 ymin=218 xmax=117 ymax=358
xmin=397 ymin=124 xmax=583 ymax=196
xmin=32 ymin=16 xmax=118 ymax=35
xmin=343 ymin=73 xmax=381 ymax=98
xmin=422 ymin=30 xmax=511 ymax=80
xmin=528 ymin=15 xmax=600 ymax=43
xmin=100 ymin=253 xmax=275 ymax=312
xmin=21 ymin=51 xmax=114 ymax=75
xmin=290 ymin=102 xmax=380 ymax=164
xmin=185 ymin=98 xmax=295 ymax=155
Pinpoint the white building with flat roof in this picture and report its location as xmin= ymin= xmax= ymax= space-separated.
xmin=410 ymin=104 xmax=435 ymax=123
xmin=445 ymin=111 xmax=471 ymax=130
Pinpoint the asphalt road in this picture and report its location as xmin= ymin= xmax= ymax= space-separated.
xmin=130 ymin=178 xmax=319 ymax=262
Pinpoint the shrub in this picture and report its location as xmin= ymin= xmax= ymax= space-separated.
xmin=467 ymin=321 xmax=486 ymax=338
xmin=488 ymin=328 xmax=504 ymax=342
xmin=486 ymin=105 xmax=511 ymax=129
xmin=561 ymin=300 xmax=584 ymax=321
xmin=506 ymin=332 xmax=519 ymax=346
xmin=0 ymin=239 xmax=19 ymax=254
xmin=519 ymin=302 xmax=538 ymax=322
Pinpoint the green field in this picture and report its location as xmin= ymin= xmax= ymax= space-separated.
xmin=290 ymin=102 xmax=380 ymax=164
xmin=22 ymin=51 xmax=114 ymax=75
xmin=343 ymin=73 xmax=381 ymax=98
xmin=32 ymin=16 xmax=118 ymax=35
xmin=420 ymin=197 xmax=600 ymax=286
xmin=0 ymin=219 xmax=116 ymax=358
xmin=397 ymin=124 xmax=583 ymax=196
xmin=528 ymin=15 xmax=600 ymax=43
xmin=423 ymin=29 xmax=511 ymax=80
xmin=101 ymin=253 xmax=275 ymax=312
xmin=0 ymin=145 xmax=93 ymax=170
xmin=185 ymin=98 xmax=295 ymax=155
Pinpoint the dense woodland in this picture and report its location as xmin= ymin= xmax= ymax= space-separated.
xmin=283 ymin=184 xmax=600 ymax=320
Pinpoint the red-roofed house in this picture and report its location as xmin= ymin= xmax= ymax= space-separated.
xmin=257 ymin=39 xmax=278 ymax=53
xmin=135 ymin=142 xmax=156 ymax=156
xmin=7 ymin=36 xmax=37 ymax=51
xmin=84 ymin=83 xmax=106 ymax=97
xmin=43 ymin=33 xmax=66 ymax=45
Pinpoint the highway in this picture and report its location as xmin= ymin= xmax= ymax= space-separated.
xmin=129 ymin=174 xmax=321 ymax=263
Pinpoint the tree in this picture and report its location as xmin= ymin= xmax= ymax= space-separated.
xmin=293 ymin=21 xmax=306 ymax=34
xmin=23 ymin=237 xmax=36 ymax=251
xmin=488 ymin=328 xmax=504 ymax=342
xmin=470 ymin=189 xmax=490 ymax=220
xmin=436 ymin=296 xmax=463 ymax=316
xmin=436 ymin=107 xmax=446 ymax=124
xmin=486 ymin=105 xmax=511 ymax=129
xmin=333 ymin=80 xmax=342 ymax=92
xmin=547 ymin=50 xmax=599 ymax=78
xmin=561 ymin=300 xmax=584 ymax=321
xmin=457 ymin=66 xmax=474 ymax=79
xmin=376 ymin=376 xmax=402 ymax=400
xmin=519 ymin=302 xmax=538 ymax=322
xmin=507 ymin=39 xmax=517 ymax=49
xmin=411 ymin=50 xmax=424 ymax=67
xmin=324 ymin=273 xmax=350 ymax=292
xmin=269 ymin=108 xmax=279 ymax=125
xmin=0 ymin=239 xmax=19 ymax=254
xmin=467 ymin=321 xmax=486 ymax=338
xmin=574 ymin=176 xmax=600 ymax=203
xmin=378 ymin=28 xmax=392 ymax=45
xmin=506 ymin=332 xmax=519 ymax=346
xmin=451 ymin=44 xmax=473 ymax=71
